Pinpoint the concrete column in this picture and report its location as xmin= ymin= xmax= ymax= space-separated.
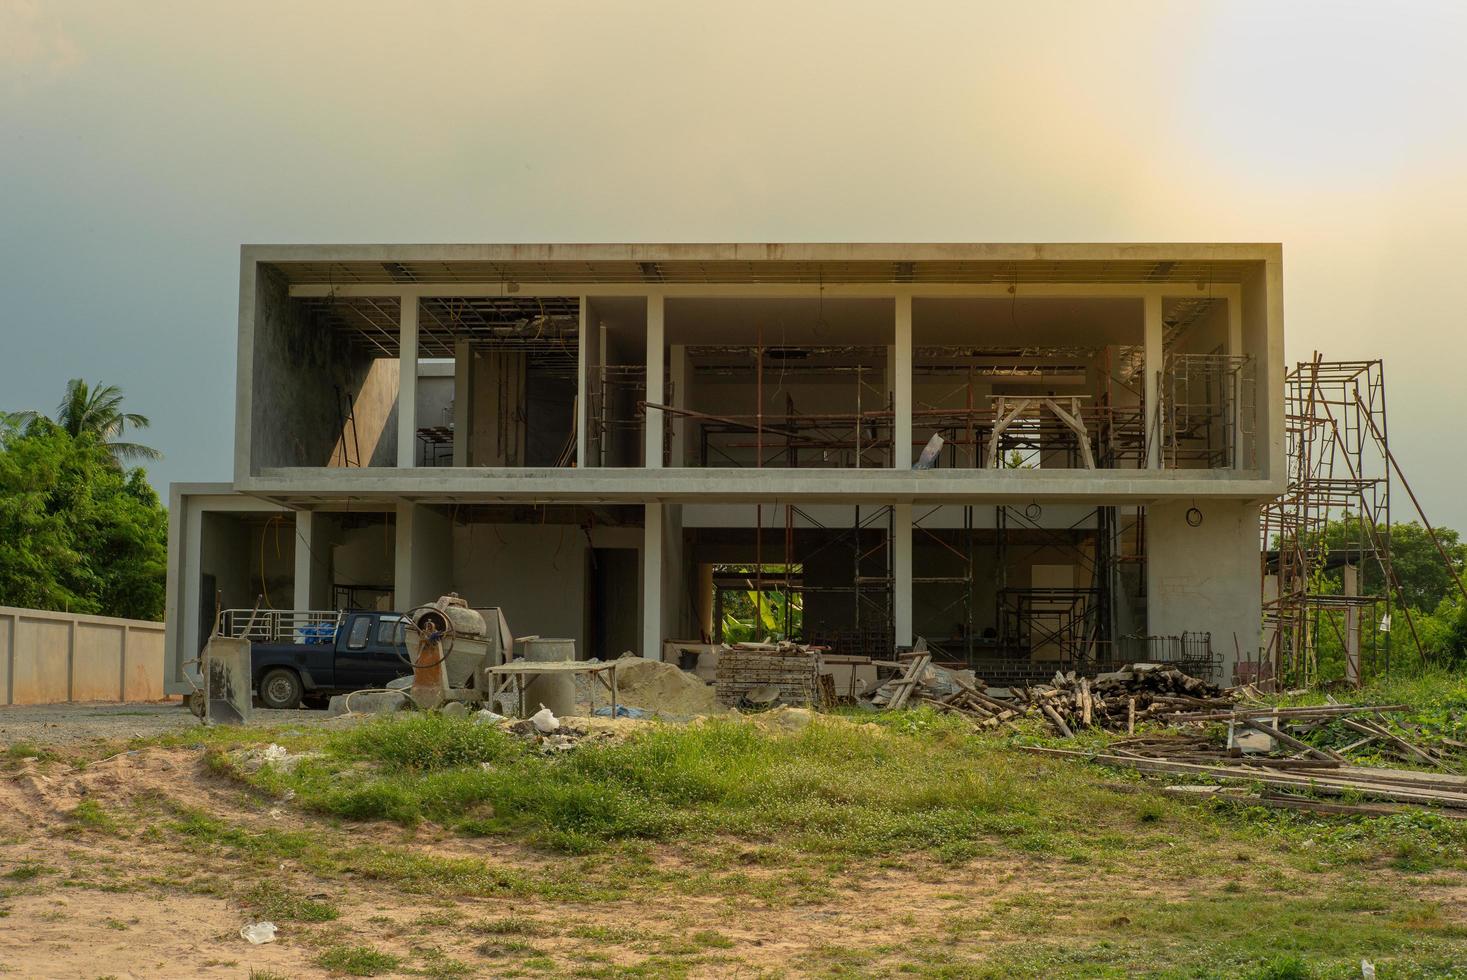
xmin=642 ymin=502 xmax=663 ymax=659
xmin=669 ymin=344 xmax=689 ymax=467
xmin=397 ymin=296 xmax=419 ymax=468
xmin=1143 ymin=294 xmax=1163 ymax=470
xmin=1227 ymin=296 xmax=1245 ymax=469
xmin=453 ymin=338 xmax=471 ymax=466
xmin=1344 ymin=564 xmax=1361 ymax=686
xmin=645 ymin=295 xmax=665 ymax=468
xmin=576 ymin=297 xmax=591 ymax=468
xmin=893 ymin=296 xmax=913 ymax=468
xmin=293 ymin=511 xmax=314 ymax=610
xmin=893 ymin=502 xmax=913 ymax=646
xmin=394 ymin=502 xmax=452 ymax=611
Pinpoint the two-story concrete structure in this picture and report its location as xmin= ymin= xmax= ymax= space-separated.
xmin=164 ymin=243 xmax=1283 ymax=693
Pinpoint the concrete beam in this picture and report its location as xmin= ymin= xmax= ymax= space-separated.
xmin=397 ymin=297 xmax=418 ymax=469
xmin=242 ymin=465 xmax=1283 ymax=504
xmin=288 ymin=281 xmax=1248 ymax=301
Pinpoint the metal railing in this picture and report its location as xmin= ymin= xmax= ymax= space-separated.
xmin=220 ymin=609 xmax=345 ymax=644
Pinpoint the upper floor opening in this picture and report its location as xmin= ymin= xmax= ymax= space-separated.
xmin=237 ymin=244 xmax=1279 ymax=486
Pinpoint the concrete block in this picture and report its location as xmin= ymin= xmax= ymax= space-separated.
xmin=327 ymin=691 xmax=409 ymax=716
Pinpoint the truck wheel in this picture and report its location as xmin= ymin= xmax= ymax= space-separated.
xmin=259 ymin=668 xmax=303 ymax=710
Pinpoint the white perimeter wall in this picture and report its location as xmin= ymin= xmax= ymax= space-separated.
xmin=0 ymin=606 xmax=165 ymax=705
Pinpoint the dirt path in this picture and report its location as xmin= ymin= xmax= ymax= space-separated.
xmin=0 ymin=746 xmax=1166 ymax=978
xmin=0 ymin=702 xmax=321 ymax=749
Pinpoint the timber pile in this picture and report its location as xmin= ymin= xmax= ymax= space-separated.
xmin=1026 ymin=743 xmax=1467 ymax=819
xmin=1015 ymin=664 xmax=1234 ymax=737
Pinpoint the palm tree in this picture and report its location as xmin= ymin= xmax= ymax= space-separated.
xmin=54 ymin=379 xmax=161 ymax=463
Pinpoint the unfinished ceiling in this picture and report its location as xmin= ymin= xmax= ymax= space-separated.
xmin=301 ymin=295 xmax=579 ymax=358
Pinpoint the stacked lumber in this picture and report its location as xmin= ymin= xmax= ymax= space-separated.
xmin=716 ymin=642 xmax=821 ymax=707
xmin=1025 ymin=744 xmax=1467 ymax=818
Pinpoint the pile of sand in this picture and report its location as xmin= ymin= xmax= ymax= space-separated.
xmin=613 ymin=654 xmax=729 ymax=718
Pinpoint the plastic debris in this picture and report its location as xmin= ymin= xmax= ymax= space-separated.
xmin=239 ymin=921 xmax=277 ymax=945
xmin=1362 ymin=961 xmax=1376 ymax=979
xmin=474 ymin=708 xmax=507 ymax=724
xmin=530 ymin=706 xmax=561 ymax=733
xmin=593 ymin=705 xmax=649 ymax=719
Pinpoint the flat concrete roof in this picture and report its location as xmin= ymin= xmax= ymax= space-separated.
xmin=246 ymin=242 xmax=1280 ymax=287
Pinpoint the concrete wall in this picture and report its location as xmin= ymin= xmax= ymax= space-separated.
xmin=451 ymin=522 xmax=590 ymax=653
xmin=331 ymin=517 xmax=397 ymax=602
xmin=249 ymin=267 xmax=399 ymax=471
xmin=1146 ymin=498 xmax=1262 ymax=679
xmin=0 ymin=606 xmax=165 ymax=705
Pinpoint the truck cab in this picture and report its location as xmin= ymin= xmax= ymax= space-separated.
xmin=242 ymin=610 xmax=414 ymax=709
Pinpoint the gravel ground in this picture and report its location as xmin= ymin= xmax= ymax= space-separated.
xmin=0 ymin=701 xmax=326 ymax=748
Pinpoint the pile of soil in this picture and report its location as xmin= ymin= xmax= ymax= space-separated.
xmin=613 ymin=654 xmax=728 ymax=718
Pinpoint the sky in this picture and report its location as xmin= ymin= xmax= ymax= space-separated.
xmin=2 ymin=0 xmax=1466 ymax=526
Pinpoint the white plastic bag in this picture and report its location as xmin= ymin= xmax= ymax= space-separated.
xmin=530 ymin=706 xmax=560 ymax=733
xmin=240 ymin=921 xmax=277 ymax=945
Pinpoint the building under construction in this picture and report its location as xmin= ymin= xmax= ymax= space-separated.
xmin=163 ymin=243 xmax=1285 ymax=692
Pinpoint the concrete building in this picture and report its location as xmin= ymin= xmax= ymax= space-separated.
xmin=164 ymin=243 xmax=1283 ymax=693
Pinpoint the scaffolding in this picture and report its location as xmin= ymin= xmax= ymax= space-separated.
xmin=1261 ymin=355 xmax=1467 ymax=686
xmin=1261 ymin=358 xmax=1394 ymax=687
xmin=1161 ymin=352 xmax=1256 ymax=469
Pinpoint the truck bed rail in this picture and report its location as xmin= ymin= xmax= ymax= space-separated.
xmin=221 ymin=609 xmax=345 ymax=644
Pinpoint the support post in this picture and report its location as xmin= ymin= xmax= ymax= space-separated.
xmin=1143 ymin=294 xmax=1163 ymax=469
xmin=893 ymin=295 xmax=912 ymax=468
xmin=397 ymin=296 xmax=419 ymax=468
xmin=453 ymin=338 xmax=471 ymax=466
xmin=645 ymin=296 xmax=665 ymax=468
xmin=642 ymin=503 xmax=664 ymax=659
xmin=669 ymin=343 xmax=689 ymax=467
xmin=1227 ymin=296 xmax=1244 ymax=469
xmin=1344 ymin=564 xmax=1361 ymax=687
xmin=893 ymin=502 xmax=913 ymax=647
xmin=576 ymin=297 xmax=590 ymax=468
xmin=293 ymin=511 xmax=314 ymax=610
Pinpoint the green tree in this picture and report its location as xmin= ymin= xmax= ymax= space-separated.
xmin=52 ymin=378 xmax=160 ymax=464
xmin=0 ymin=424 xmax=166 ymax=620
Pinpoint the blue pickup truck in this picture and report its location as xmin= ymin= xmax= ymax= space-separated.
xmin=252 ymin=611 xmax=414 ymax=709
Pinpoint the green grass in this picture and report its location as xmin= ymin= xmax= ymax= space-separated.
xmin=228 ymin=709 xmax=1467 ymax=871
xmin=3 ymin=741 xmax=56 ymax=762
xmin=243 ymin=881 xmax=339 ymax=922
xmin=67 ymin=800 xmax=121 ymax=833
xmin=2 ymin=863 xmax=54 ymax=881
xmin=315 ymin=944 xmax=400 ymax=976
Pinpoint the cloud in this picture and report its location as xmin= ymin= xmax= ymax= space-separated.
xmin=0 ymin=0 xmax=83 ymax=92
